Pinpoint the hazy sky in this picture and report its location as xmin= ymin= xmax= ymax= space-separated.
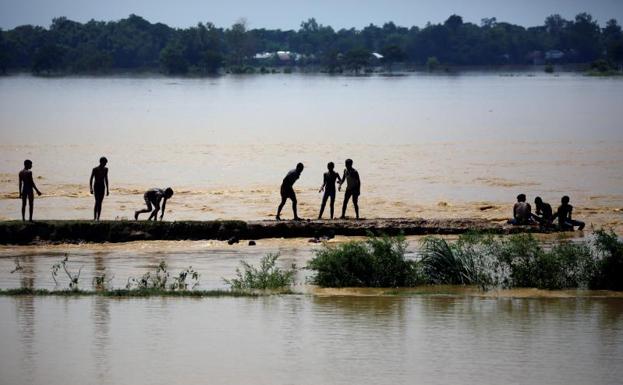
xmin=1 ymin=0 xmax=622 ymax=30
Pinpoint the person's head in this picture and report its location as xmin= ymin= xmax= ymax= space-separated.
xmin=99 ymin=156 xmax=108 ymax=166
xmin=534 ymin=196 xmax=543 ymax=205
xmin=345 ymin=158 xmax=353 ymax=169
xmin=561 ymin=195 xmax=570 ymax=205
xmin=164 ymin=187 xmax=174 ymax=198
xmin=296 ymin=162 xmax=304 ymax=173
xmin=517 ymin=193 xmax=526 ymax=202
xmin=24 ymin=159 xmax=32 ymax=170
xmin=327 ymin=162 xmax=334 ymax=171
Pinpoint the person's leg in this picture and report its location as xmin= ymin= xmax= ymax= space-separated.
xmin=329 ymin=192 xmax=336 ymax=219
xmin=319 ymin=192 xmax=329 ymax=219
xmin=148 ymin=202 xmax=160 ymax=221
xmin=571 ymin=219 xmax=585 ymax=230
xmin=21 ymin=195 xmax=27 ymax=221
xmin=27 ymin=192 xmax=34 ymax=221
xmin=292 ymin=194 xmax=299 ymax=220
xmin=341 ymin=190 xmax=352 ymax=219
xmin=95 ymin=191 xmax=104 ymax=220
xmin=352 ymin=194 xmax=359 ymax=219
xmin=135 ymin=198 xmax=152 ymax=220
xmin=276 ymin=196 xmax=287 ymax=220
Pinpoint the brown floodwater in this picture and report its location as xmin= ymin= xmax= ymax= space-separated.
xmin=0 ymin=73 xmax=622 ymax=231
xmin=1 ymin=72 xmax=622 ymax=384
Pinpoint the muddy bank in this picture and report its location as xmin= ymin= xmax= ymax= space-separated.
xmin=0 ymin=218 xmax=555 ymax=245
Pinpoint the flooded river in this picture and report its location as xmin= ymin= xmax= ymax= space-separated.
xmin=1 ymin=72 xmax=623 ymax=384
xmin=1 ymin=73 xmax=622 ymax=230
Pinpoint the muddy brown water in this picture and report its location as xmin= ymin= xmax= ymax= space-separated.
xmin=1 ymin=295 xmax=622 ymax=385
xmin=1 ymin=72 xmax=623 ymax=384
xmin=1 ymin=73 xmax=622 ymax=231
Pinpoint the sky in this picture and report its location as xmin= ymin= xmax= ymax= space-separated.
xmin=1 ymin=0 xmax=622 ymax=30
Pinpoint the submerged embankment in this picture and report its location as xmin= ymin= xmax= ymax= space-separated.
xmin=0 ymin=218 xmax=546 ymax=244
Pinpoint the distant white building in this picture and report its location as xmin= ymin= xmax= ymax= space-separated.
xmin=371 ymin=52 xmax=384 ymax=59
xmin=545 ymin=50 xmax=564 ymax=60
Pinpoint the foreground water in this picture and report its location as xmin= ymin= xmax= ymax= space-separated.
xmin=1 ymin=295 xmax=622 ymax=385
xmin=1 ymin=73 xmax=622 ymax=231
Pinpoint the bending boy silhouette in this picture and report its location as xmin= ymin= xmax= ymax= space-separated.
xmin=134 ymin=187 xmax=174 ymax=221
xmin=18 ymin=159 xmax=42 ymax=222
xmin=89 ymin=157 xmax=109 ymax=221
xmin=276 ymin=163 xmax=304 ymax=221
xmin=552 ymin=195 xmax=585 ymax=231
xmin=338 ymin=159 xmax=361 ymax=219
xmin=318 ymin=162 xmax=342 ymax=219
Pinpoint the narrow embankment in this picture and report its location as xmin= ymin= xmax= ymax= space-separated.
xmin=0 ymin=218 xmax=545 ymax=245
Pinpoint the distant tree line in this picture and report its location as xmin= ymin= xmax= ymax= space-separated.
xmin=0 ymin=13 xmax=622 ymax=75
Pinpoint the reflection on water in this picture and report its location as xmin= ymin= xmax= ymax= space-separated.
xmin=0 ymin=295 xmax=621 ymax=385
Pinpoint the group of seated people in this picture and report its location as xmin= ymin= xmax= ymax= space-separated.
xmin=509 ymin=194 xmax=585 ymax=230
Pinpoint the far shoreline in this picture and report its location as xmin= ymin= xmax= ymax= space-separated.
xmin=1 ymin=64 xmax=620 ymax=79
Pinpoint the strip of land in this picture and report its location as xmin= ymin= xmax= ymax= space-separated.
xmin=0 ymin=218 xmax=552 ymax=245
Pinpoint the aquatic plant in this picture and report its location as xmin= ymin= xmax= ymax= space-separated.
xmin=307 ymin=235 xmax=420 ymax=287
xmin=10 ymin=258 xmax=23 ymax=274
xmin=51 ymin=255 xmax=82 ymax=289
xmin=126 ymin=261 xmax=200 ymax=291
xmin=0 ymin=287 xmax=260 ymax=298
xmin=309 ymin=232 xmax=623 ymax=291
xmin=224 ymin=253 xmax=296 ymax=290
xmin=92 ymin=269 xmax=114 ymax=291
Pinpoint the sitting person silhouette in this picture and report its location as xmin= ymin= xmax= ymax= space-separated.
xmin=552 ymin=195 xmax=585 ymax=231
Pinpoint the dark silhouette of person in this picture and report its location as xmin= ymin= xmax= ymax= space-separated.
xmin=89 ymin=157 xmax=109 ymax=221
xmin=508 ymin=193 xmax=533 ymax=225
xmin=276 ymin=163 xmax=304 ymax=221
xmin=18 ymin=159 xmax=42 ymax=222
xmin=532 ymin=196 xmax=554 ymax=228
xmin=134 ymin=187 xmax=174 ymax=221
xmin=552 ymin=195 xmax=585 ymax=231
xmin=318 ymin=162 xmax=342 ymax=219
xmin=339 ymin=159 xmax=361 ymax=219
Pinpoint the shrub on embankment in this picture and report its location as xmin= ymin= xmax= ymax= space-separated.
xmin=307 ymin=235 xmax=420 ymax=287
xmin=307 ymin=231 xmax=623 ymax=290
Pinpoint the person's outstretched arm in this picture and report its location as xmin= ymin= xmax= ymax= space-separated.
xmin=338 ymin=170 xmax=346 ymax=191
xmin=89 ymin=169 xmax=95 ymax=194
xmin=319 ymin=174 xmax=326 ymax=193
xmin=160 ymin=198 xmax=167 ymax=220
xmin=105 ymin=169 xmax=109 ymax=196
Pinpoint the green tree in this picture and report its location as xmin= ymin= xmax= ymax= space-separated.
xmin=380 ymin=44 xmax=407 ymax=71
xmin=603 ymin=19 xmax=623 ymax=63
xmin=426 ymin=56 xmax=440 ymax=71
xmin=0 ymin=28 xmax=9 ymax=73
xmin=344 ymin=47 xmax=370 ymax=74
xmin=32 ymin=44 xmax=65 ymax=74
xmin=160 ymin=44 xmax=188 ymax=74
